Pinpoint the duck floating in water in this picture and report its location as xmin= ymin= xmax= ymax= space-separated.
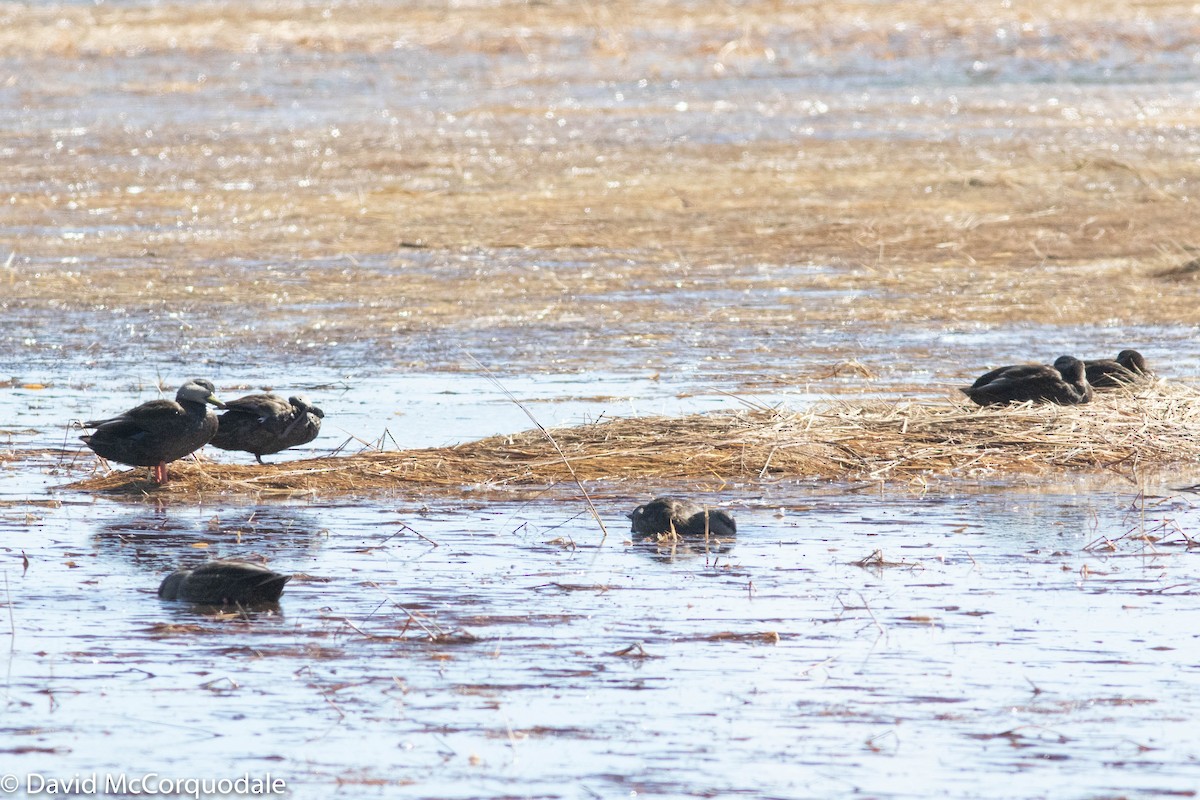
xmin=1084 ymin=350 xmax=1153 ymax=389
xmin=209 ymin=393 xmax=324 ymax=463
xmin=158 ymin=560 xmax=291 ymax=605
xmin=629 ymin=496 xmax=737 ymax=538
xmin=962 ymin=355 xmax=1092 ymax=406
xmin=79 ymin=379 xmax=224 ymax=483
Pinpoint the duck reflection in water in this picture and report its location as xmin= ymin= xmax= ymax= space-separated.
xmin=93 ymin=505 xmax=326 ymax=574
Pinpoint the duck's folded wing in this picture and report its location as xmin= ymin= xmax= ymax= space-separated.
xmin=971 ymin=364 xmax=1047 ymax=389
xmin=223 ymin=395 xmax=289 ymax=422
xmin=81 ymin=413 xmax=129 ymax=429
xmin=85 ymin=400 xmax=186 ymax=433
xmin=117 ymin=400 xmax=190 ymax=433
xmin=186 ymin=566 xmax=290 ymax=603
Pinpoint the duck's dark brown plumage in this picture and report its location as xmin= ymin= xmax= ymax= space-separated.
xmin=629 ymin=496 xmax=737 ymax=538
xmin=158 ymin=560 xmax=291 ymax=605
xmin=209 ymin=394 xmax=324 ymax=463
xmin=80 ymin=379 xmax=224 ymax=483
xmin=961 ymin=356 xmax=1093 ymax=406
xmin=1084 ymin=350 xmax=1152 ymax=389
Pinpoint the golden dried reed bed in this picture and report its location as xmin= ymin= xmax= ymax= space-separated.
xmin=67 ymin=382 xmax=1200 ymax=497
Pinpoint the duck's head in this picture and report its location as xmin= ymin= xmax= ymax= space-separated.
xmin=158 ymin=569 xmax=189 ymax=600
xmin=290 ymin=396 xmax=325 ymax=418
xmin=1052 ymin=356 xmax=1086 ymax=383
xmin=628 ymin=501 xmax=664 ymax=534
xmin=628 ymin=497 xmax=692 ymax=535
xmin=1116 ymin=350 xmax=1149 ymax=374
xmin=178 ymin=379 xmax=225 ymax=408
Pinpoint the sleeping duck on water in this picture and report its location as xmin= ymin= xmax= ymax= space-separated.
xmin=158 ymin=560 xmax=291 ymax=605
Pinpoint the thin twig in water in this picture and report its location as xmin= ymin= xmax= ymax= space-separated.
xmin=4 ymin=572 xmax=13 ymax=653
xmin=340 ymin=617 xmax=384 ymax=640
xmin=366 ymin=584 xmax=445 ymax=639
xmin=851 ymin=549 xmax=915 ymax=569
xmin=367 ymin=522 xmax=439 ymax=551
xmin=322 ymin=694 xmax=347 ymax=721
xmin=799 ymin=656 xmax=837 ymax=676
xmin=393 ymin=605 xmax=442 ymax=639
xmin=610 ymin=642 xmax=654 ymax=658
xmin=462 ymin=350 xmax=609 ymax=543
xmin=855 ymin=590 xmax=885 ymax=636
xmin=327 ymin=434 xmax=358 ymax=457
xmin=401 ymin=521 xmax=440 ymax=547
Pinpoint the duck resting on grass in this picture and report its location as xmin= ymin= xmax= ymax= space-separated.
xmin=961 ymin=356 xmax=1093 ymax=406
xmin=208 ymin=393 xmax=324 ymax=463
xmin=629 ymin=496 xmax=737 ymax=538
xmin=158 ymin=560 xmax=291 ymax=605
xmin=1084 ymin=350 xmax=1153 ymax=389
xmin=79 ymin=378 xmax=224 ymax=483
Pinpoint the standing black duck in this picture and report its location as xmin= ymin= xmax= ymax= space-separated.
xmin=961 ymin=356 xmax=1092 ymax=406
xmin=1084 ymin=350 xmax=1153 ymax=389
xmin=79 ymin=378 xmax=225 ymax=483
xmin=209 ymin=393 xmax=324 ymax=463
xmin=629 ymin=496 xmax=737 ymax=538
xmin=158 ymin=560 xmax=291 ymax=605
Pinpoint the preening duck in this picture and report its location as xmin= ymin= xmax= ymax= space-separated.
xmin=209 ymin=393 xmax=324 ymax=463
xmin=629 ymin=496 xmax=737 ymax=538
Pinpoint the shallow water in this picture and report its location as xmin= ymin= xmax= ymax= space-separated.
xmin=1 ymin=469 xmax=1199 ymax=798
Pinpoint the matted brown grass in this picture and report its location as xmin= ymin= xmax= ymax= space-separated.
xmin=5 ymin=0 xmax=1200 ymax=353
xmin=66 ymin=382 xmax=1200 ymax=497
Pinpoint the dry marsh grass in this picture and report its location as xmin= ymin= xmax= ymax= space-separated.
xmin=4 ymin=0 xmax=1200 ymax=349
xmin=3 ymin=1 xmax=1190 ymax=57
xmin=5 ymin=0 xmax=1200 ymax=451
xmin=66 ymin=382 xmax=1200 ymax=497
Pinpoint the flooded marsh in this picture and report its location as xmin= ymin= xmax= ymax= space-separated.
xmin=4 ymin=481 xmax=1200 ymax=798
xmin=4 ymin=0 xmax=1200 ymax=797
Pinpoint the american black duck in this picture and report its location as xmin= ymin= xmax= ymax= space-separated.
xmin=1084 ymin=350 xmax=1152 ymax=389
xmin=158 ymin=560 xmax=291 ymax=605
xmin=80 ymin=378 xmax=224 ymax=483
xmin=961 ymin=355 xmax=1092 ymax=406
xmin=629 ymin=496 xmax=737 ymax=538
xmin=209 ymin=393 xmax=324 ymax=463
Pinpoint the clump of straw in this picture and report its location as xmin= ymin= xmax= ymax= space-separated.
xmin=65 ymin=382 xmax=1200 ymax=497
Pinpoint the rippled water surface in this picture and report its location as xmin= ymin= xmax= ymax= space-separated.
xmin=3 ymin=382 xmax=1200 ymax=798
